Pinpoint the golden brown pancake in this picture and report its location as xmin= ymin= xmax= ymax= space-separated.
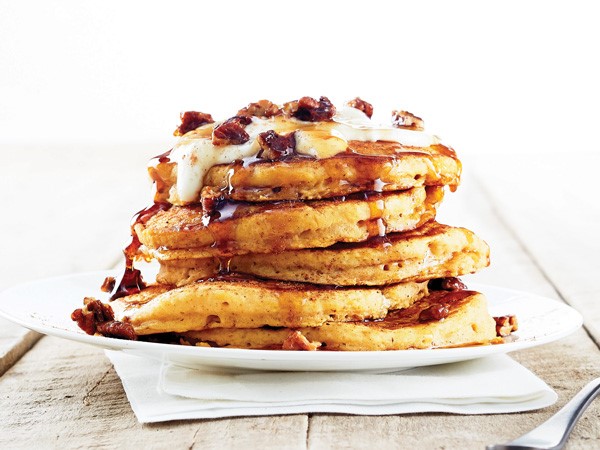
xmin=136 ymin=187 xmax=443 ymax=256
xmin=179 ymin=289 xmax=497 ymax=351
xmin=154 ymin=222 xmax=489 ymax=286
xmin=70 ymin=97 xmax=500 ymax=353
xmin=110 ymin=278 xmax=429 ymax=335
xmin=151 ymin=141 xmax=460 ymax=204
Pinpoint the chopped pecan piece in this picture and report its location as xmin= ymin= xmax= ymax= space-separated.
xmin=256 ymin=130 xmax=296 ymax=160
xmin=71 ymin=297 xmax=113 ymax=335
xmin=100 ymin=276 xmax=116 ymax=293
xmin=96 ymin=321 xmax=137 ymax=340
xmin=71 ymin=298 xmax=137 ymax=340
xmin=283 ymin=96 xmax=336 ymax=122
xmin=71 ymin=298 xmax=112 ymax=332
xmin=238 ymin=99 xmax=281 ymax=118
xmin=70 ymin=308 xmax=96 ymax=335
xmin=212 ymin=115 xmax=252 ymax=145
xmin=347 ymin=97 xmax=373 ymax=118
xmin=86 ymin=297 xmax=113 ymax=320
xmin=174 ymin=111 xmax=214 ymax=136
xmin=200 ymin=186 xmax=225 ymax=217
xmin=418 ymin=303 xmax=450 ymax=322
xmin=282 ymin=330 xmax=321 ymax=351
xmin=391 ymin=110 xmax=425 ymax=131
xmin=428 ymin=277 xmax=467 ymax=292
xmin=494 ymin=315 xmax=518 ymax=337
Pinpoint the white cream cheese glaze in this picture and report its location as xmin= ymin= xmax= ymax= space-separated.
xmin=157 ymin=105 xmax=441 ymax=204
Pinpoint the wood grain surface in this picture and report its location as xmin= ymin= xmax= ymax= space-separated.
xmin=0 ymin=145 xmax=598 ymax=449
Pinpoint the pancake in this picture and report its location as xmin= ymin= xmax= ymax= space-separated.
xmin=154 ymin=222 xmax=490 ymax=286
xmin=151 ymin=141 xmax=461 ymax=204
xmin=136 ymin=186 xmax=443 ymax=256
xmin=70 ymin=97 xmax=502 ymax=353
xmin=109 ymin=278 xmax=429 ymax=335
xmin=179 ymin=289 xmax=498 ymax=351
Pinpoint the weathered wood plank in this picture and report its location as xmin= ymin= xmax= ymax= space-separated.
xmin=0 ymin=319 xmax=41 ymax=376
xmin=0 ymin=337 xmax=308 ymax=450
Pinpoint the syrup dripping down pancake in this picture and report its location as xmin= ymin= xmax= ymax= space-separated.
xmin=152 ymin=141 xmax=460 ymax=204
xmin=136 ymin=187 xmax=443 ymax=256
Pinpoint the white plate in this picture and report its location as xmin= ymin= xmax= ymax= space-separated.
xmin=0 ymin=271 xmax=583 ymax=372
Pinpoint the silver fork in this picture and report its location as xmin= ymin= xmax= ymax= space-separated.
xmin=487 ymin=377 xmax=600 ymax=450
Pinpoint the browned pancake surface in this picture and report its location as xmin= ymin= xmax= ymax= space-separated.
xmin=137 ymin=187 xmax=443 ymax=256
xmin=110 ymin=277 xmax=429 ymax=335
xmin=179 ymin=289 xmax=498 ymax=351
xmin=151 ymin=141 xmax=460 ymax=204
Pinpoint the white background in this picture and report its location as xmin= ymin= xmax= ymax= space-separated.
xmin=1 ymin=0 xmax=598 ymax=156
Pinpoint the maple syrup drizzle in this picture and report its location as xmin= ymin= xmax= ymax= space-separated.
xmin=108 ymin=202 xmax=171 ymax=300
xmin=216 ymin=256 xmax=233 ymax=275
xmin=231 ymin=150 xmax=451 ymax=202
xmin=196 ymin=189 xmax=399 ymax=258
xmin=364 ymin=290 xmax=475 ymax=330
xmin=210 ymin=200 xmax=241 ymax=222
xmin=203 ymin=192 xmax=387 ymax=225
xmin=151 ymin=138 xmax=460 ymax=207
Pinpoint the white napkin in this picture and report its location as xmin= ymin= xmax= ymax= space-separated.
xmin=106 ymin=351 xmax=556 ymax=423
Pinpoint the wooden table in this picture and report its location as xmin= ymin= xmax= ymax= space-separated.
xmin=1 ymin=145 xmax=599 ymax=449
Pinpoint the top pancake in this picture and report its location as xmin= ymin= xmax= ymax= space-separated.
xmin=150 ymin=141 xmax=461 ymax=204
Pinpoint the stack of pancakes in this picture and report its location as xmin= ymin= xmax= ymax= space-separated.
xmin=72 ymin=96 xmax=501 ymax=350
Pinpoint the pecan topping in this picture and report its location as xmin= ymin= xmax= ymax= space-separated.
xmin=494 ymin=315 xmax=519 ymax=337
xmin=174 ymin=111 xmax=214 ymax=136
xmin=419 ymin=303 xmax=450 ymax=322
xmin=428 ymin=277 xmax=467 ymax=292
xmin=282 ymin=330 xmax=321 ymax=351
xmin=212 ymin=116 xmax=252 ymax=145
xmin=283 ymin=96 xmax=336 ymax=122
xmin=100 ymin=276 xmax=116 ymax=293
xmin=71 ymin=297 xmax=113 ymax=335
xmin=200 ymin=186 xmax=225 ymax=218
xmin=70 ymin=309 xmax=95 ymax=336
xmin=391 ymin=110 xmax=425 ymax=131
xmin=71 ymin=298 xmax=137 ymax=340
xmin=256 ymin=130 xmax=296 ymax=160
xmin=96 ymin=321 xmax=137 ymax=341
xmin=347 ymin=97 xmax=373 ymax=118
xmin=238 ymin=99 xmax=281 ymax=118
